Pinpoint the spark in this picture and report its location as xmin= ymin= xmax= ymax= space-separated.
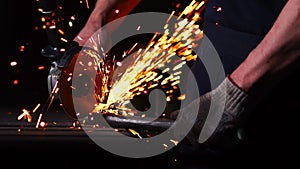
xmin=127 ymin=43 xmax=138 ymax=54
xmin=10 ymin=61 xmax=17 ymax=66
xmin=69 ymin=21 xmax=73 ymax=27
xmin=170 ymin=139 xmax=179 ymax=146
xmin=38 ymin=66 xmax=45 ymax=70
xmin=60 ymin=37 xmax=68 ymax=43
xmin=13 ymin=80 xmax=19 ymax=85
xmin=40 ymin=121 xmax=47 ymax=128
xmin=36 ymin=113 xmax=43 ymax=128
xmin=58 ymin=29 xmax=65 ymax=35
xmin=166 ymin=11 xmax=175 ymax=23
xmin=32 ymin=103 xmax=40 ymax=113
xmin=128 ymin=129 xmax=142 ymax=139
xmin=177 ymin=94 xmax=186 ymax=100
xmin=20 ymin=45 xmax=25 ymax=52
xmin=163 ymin=144 xmax=169 ymax=149
xmin=85 ymin=0 xmax=90 ymax=9
xmin=18 ymin=109 xmax=32 ymax=123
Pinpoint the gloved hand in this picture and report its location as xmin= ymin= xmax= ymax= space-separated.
xmin=171 ymin=76 xmax=255 ymax=147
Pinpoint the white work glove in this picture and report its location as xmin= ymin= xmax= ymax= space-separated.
xmin=172 ymin=76 xmax=254 ymax=148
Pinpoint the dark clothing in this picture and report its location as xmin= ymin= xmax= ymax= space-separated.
xmin=204 ymin=0 xmax=287 ymax=74
xmin=204 ymin=0 xmax=287 ymax=36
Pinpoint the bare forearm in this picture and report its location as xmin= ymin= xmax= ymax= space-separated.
xmin=230 ymin=0 xmax=300 ymax=94
xmin=74 ymin=0 xmax=118 ymax=44
xmin=74 ymin=0 xmax=141 ymax=45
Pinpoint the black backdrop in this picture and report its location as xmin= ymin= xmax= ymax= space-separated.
xmin=0 ymin=0 xmax=96 ymax=108
xmin=0 ymin=1 xmax=298 ymax=168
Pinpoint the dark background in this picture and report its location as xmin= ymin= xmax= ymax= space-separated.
xmin=0 ymin=0 xmax=94 ymax=108
xmin=0 ymin=0 xmax=298 ymax=168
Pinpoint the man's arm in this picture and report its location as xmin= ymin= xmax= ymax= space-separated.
xmin=230 ymin=0 xmax=300 ymax=95
xmin=74 ymin=0 xmax=141 ymax=46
